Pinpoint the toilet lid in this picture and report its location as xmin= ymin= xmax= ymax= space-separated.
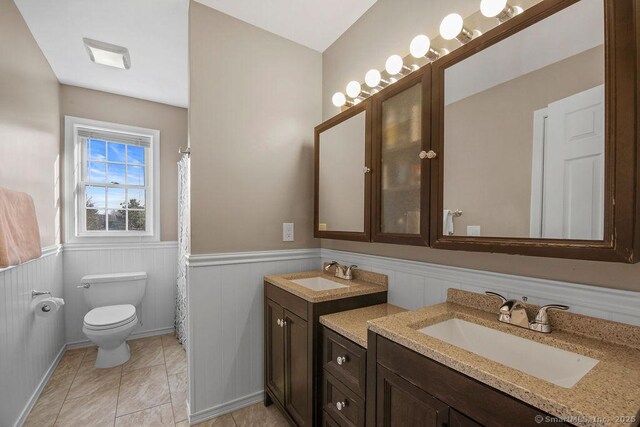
xmin=84 ymin=304 xmax=137 ymax=329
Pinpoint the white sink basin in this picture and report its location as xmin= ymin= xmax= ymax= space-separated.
xmin=418 ymin=318 xmax=598 ymax=388
xmin=291 ymin=277 xmax=349 ymax=291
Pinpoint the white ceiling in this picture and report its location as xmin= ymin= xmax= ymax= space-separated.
xmin=13 ymin=0 xmax=189 ymax=108
xmin=445 ymin=0 xmax=603 ymax=105
xmin=194 ymin=0 xmax=378 ymax=52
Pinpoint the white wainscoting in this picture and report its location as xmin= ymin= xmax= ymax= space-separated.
xmin=321 ymin=249 xmax=640 ymax=326
xmin=186 ymin=249 xmax=321 ymax=423
xmin=0 ymin=246 xmax=65 ymax=427
xmin=63 ymin=242 xmax=178 ymax=344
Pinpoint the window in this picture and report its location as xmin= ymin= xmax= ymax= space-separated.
xmin=65 ymin=117 xmax=160 ymax=242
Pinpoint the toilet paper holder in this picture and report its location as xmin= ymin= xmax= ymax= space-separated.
xmin=32 ymin=290 xmax=52 ymax=299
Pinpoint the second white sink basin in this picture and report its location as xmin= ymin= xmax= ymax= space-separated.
xmin=291 ymin=276 xmax=349 ymax=291
xmin=418 ymin=318 xmax=599 ymax=388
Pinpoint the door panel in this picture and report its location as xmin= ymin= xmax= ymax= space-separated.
xmin=376 ymin=365 xmax=449 ymax=427
xmin=285 ymin=309 xmax=309 ymax=426
xmin=266 ymin=299 xmax=285 ymax=404
xmin=542 ymin=85 xmax=605 ymax=240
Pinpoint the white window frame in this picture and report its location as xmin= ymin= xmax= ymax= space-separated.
xmin=64 ymin=116 xmax=160 ymax=244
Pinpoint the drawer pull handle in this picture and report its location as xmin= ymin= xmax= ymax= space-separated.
xmin=336 ymin=400 xmax=347 ymax=411
xmin=277 ymin=319 xmax=286 ymax=327
xmin=336 ymin=356 xmax=347 ymax=365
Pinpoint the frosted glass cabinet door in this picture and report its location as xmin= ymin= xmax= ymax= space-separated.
xmin=373 ymin=69 xmax=429 ymax=245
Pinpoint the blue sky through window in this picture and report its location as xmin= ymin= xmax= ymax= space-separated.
xmin=107 ymin=163 xmax=126 ymax=184
xmin=127 ymin=146 xmax=145 ymax=164
xmin=108 ymin=142 xmax=126 ymax=162
xmin=88 ymin=140 xmax=106 ymax=161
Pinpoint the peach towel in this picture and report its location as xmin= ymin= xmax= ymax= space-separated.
xmin=0 ymin=187 xmax=42 ymax=268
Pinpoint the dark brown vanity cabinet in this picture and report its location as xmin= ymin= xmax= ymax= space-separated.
xmin=368 ymin=331 xmax=568 ymax=427
xmin=264 ymin=282 xmax=387 ymax=427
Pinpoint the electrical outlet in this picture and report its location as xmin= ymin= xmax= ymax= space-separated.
xmin=467 ymin=225 xmax=481 ymax=236
xmin=283 ymin=223 xmax=294 ymax=241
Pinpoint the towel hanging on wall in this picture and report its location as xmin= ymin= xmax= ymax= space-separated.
xmin=0 ymin=187 xmax=42 ymax=268
xmin=443 ymin=209 xmax=454 ymax=236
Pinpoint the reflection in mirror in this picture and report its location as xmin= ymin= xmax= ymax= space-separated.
xmin=318 ymin=111 xmax=366 ymax=233
xmin=443 ymin=0 xmax=604 ymax=240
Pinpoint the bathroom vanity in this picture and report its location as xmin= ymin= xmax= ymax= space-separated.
xmin=263 ymin=266 xmax=388 ymax=427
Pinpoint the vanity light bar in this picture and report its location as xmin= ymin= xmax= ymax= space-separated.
xmin=333 ymin=0 xmax=524 ymax=110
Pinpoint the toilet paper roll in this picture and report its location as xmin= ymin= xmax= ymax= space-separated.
xmin=35 ymin=297 xmax=65 ymax=318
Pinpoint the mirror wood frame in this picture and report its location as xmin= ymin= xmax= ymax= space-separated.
xmin=429 ymin=0 xmax=639 ymax=262
xmin=314 ymin=100 xmax=372 ymax=241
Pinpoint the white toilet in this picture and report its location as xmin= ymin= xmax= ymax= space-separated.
xmin=79 ymin=272 xmax=147 ymax=368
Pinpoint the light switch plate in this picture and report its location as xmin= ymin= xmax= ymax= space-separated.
xmin=283 ymin=223 xmax=294 ymax=241
xmin=467 ymin=225 xmax=481 ymax=236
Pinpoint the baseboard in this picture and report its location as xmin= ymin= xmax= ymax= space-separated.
xmin=65 ymin=326 xmax=175 ymax=349
xmin=14 ymin=344 xmax=66 ymax=427
xmin=188 ymin=390 xmax=263 ymax=424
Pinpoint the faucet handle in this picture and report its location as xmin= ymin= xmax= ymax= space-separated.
xmin=534 ymin=304 xmax=569 ymax=323
xmin=345 ymin=265 xmax=357 ymax=275
xmin=485 ymin=291 xmax=507 ymax=304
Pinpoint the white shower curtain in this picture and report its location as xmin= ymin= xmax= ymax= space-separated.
xmin=175 ymin=154 xmax=190 ymax=348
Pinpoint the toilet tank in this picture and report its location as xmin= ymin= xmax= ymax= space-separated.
xmin=80 ymin=272 xmax=147 ymax=309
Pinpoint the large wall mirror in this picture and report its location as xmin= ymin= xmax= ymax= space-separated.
xmin=431 ymin=0 xmax=638 ymax=261
xmin=315 ymin=102 xmax=371 ymax=241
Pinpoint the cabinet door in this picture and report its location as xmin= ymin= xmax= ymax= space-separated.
xmin=376 ymin=365 xmax=449 ymax=427
xmin=372 ymin=68 xmax=431 ymax=246
xmin=450 ymin=409 xmax=483 ymax=427
xmin=284 ymin=309 xmax=309 ymax=426
xmin=265 ymin=299 xmax=285 ymax=404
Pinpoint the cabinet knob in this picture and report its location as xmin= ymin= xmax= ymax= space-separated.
xmin=276 ymin=319 xmax=282 ymax=327
xmin=419 ymin=150 xmax=437 ymax=160
xmin=281 ymin=320 xmax=287 ymax=327
xmin=336 ymin=400 xmax=347 ymax=411
xmin=363 ymin=166 xmax=371 ymax=174
xmin=336 ymin=356 xmax=347 ymax=365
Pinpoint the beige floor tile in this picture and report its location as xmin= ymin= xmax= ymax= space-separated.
xmin=123 ymin=336 xmax=165 ymax=372
xmin=54 ymin=386 xmax=119 ymax=427
xmin=66 ymin=359 xmax=122 ymax=400
xmin=115 ymin=402 xmax=175 ymax=426
xmin=117 ymin=364 xmax=171 ymax=417
xmin=42 ymin=366 xmax=75 ymax=396
xmin=193 ymin=413 xmax=237 ymax=427
xmin=164 ymin=344 xmax=187 ymax=376
xmin=82 ymin=346 xmax=98 ymax=363
xmin=232 ymin=403 xmax=288 ymax=427
xmin=23 ymin=385 xmax=69 ymax=427
xmin=161 ymin=333 xmax=181 ymax=348
xmin=168 ymin=371 xmax=188 ymax=422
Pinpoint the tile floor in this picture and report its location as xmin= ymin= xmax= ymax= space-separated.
xmin=25 ymin=333 xmax=289 ymax=427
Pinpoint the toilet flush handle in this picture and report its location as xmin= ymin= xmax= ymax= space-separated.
xmin=77 ymin=283 xmax=90 ymax=289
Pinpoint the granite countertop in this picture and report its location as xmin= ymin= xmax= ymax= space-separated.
xmin=319 ymin=303 xmax=407 ymax=348
xmin=264 ymin=266 xmax=387 ymax=303
xmin=367 ymin=289 xmax=640 ymax=427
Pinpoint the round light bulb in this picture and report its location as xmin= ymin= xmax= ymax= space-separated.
xmin=481 ymin=0 xmax=508 ymax=17
xmin=410 ymin=35 xmax=431 ymax=58
xmin=346 ymin=81 xmax=362 ymax=98
xmin=332 ymin=92 xmax=347 ymax=107
xmin=365 ymin=69 xmax=382 ymax=88
xmin=440 ymin=13 xmax=464 ymax=40
xmin=385 ymin=55 xmax=404 ymax=76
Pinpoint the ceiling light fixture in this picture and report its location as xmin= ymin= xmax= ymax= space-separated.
xmin=409 ymin=35 xmax=448 ymax=61
xmin=480 ymin=0 xmax=523 ymax=22
xmin=439 ymin=13 xmax=481 ymax=44
xmin=83 ymin=38 xmax=131 ymax=70
xmin=364 ymin=69 xmax=392 ymax=89
xmin=332 ymin=92 xmax=353 ymax=107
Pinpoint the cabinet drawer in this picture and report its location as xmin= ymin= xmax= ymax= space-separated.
xmin=265 ymin=282 xmax=307 ymax=320
xmin=323 ymin=371 xmax=365 ymax=427
xmin=322 ymin=327 xmax=367 ymax=397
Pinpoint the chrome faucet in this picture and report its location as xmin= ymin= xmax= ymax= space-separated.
xmin=486 ymin=291 xmax=569 ymax=333
xmin=324 ymin=261 xmax=357 ymax=280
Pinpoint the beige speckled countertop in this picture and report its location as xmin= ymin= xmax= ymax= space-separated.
xmin=264 ymin=266 xmax=387 ymax=303
xmin=368 ymin=289 xmax=640 ymax=427
xmin=319 ymin=303 xmax=407 ymax=348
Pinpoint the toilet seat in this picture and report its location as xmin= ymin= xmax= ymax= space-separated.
xmin=84 ymin=304 xmax=137 ymax=331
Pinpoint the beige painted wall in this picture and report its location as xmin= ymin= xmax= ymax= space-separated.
xmin=322 ymin=0 xmax=640 ymax=292
xmin=189 ymin=2 xmax=322 ymax=254
xmin=0 ymin=0 xmax=61 ymax=247
xmin=60 ymin=85 xmax=187 ymax=242
xmin=444 ymin=46 xmax=604 ymax=238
